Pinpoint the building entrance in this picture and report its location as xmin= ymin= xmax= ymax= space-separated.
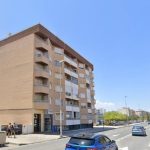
xmin=44 ymin=114 xmax=53 ymax=132
xmin=34 ymin=114 xmax=41 ymax=132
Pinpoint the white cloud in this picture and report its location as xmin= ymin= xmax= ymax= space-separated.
xmin=95 ymin=100 xmax=118 ymax=111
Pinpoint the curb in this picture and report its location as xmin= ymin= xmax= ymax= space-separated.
xmin=6 ymin=136 xmax=69 ymax=146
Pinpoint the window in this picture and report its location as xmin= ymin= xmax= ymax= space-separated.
xmin=49 ymin=97 xmax=52 ymax=104
xmin=80 ymin=84 xmax=85 ymax=88
xmin=55 ymin=98 xmax=63 ymax=106
xmin=54 ymin=47 xmax=64 ymax=55
xmin=55 ymin=73 xmax=62 ymax=79
xmin=54 ymin=60 xmax=62 ymax=67
xmin=103 ymin=137 xmax=111 ymax=143
xmin=74 ymin=112 xmax=80 ymax=119
xmin=99 ymin=137 xmax=107 ymax=144
xmin=79 ymin=73 xmax=84 ymax=78
xmin=87 ymin=103 xmax=91 ymax=108
xmin=55 ymin=85 xmax=63 ymax=92
xmin=49 ymin=82 xmax=52 ymax=89
xmin=87 ymin=89 xmax=91 ymax=100
xmin=34 ymin=94 xmax=48 ymax=101
xmin=66 ymin=111 xmax=72 ymax=119
xmin=81 ymin=105 xmax=86 ymax=109
xmin=80 ymin=93 xmax=86 ymax=98
xmin=79 ymin=63 xmax=84 ymax=69
xmin=71 ymin=77 xmax=78 ymax=85
xmin=69 ymin=138 xmax=94 ymax=146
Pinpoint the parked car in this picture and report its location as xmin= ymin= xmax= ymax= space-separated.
xmin=65 ymin=133 xmax=118 ymax=150
xmin=147 ymin=121 xmax=150 ymax=125
xmin=132 ymin=125 xmax=146 ymax=136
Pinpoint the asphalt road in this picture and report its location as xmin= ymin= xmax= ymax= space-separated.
xmin=2 ymin=122 xmax=150 ymax=150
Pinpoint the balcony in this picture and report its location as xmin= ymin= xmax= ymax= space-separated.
xmin=66 ymin=105 xmax=80 ymax=112
xmin=35 ymin=36 xmax=49 ymax=51
xmin=91 ymin=90 xmax=95 ymax=96
xmin=66 ymin=119 xmax=80 ymax=125
xmin=34 ymin=85 xmax=49 ymax=94
xmin=91 ymin=73 xmax=94 ymax=78
xmin=85 ymin=69 xmax=89 ymax=75
xmin=34 ymin=69 xmax=49 ymax=79
xmin=65 ymin=92 xmax=80 ymax=100
xmin=64 ymin=68 xmax=78 ymax=78
xmin=35 ymin=53 xmax=49 ymax=64
xmin=34 ymin=99 xmax=49 ymax=109
xmin=64 ymin=55 xmax=77 ymax=68
xmin=87 ymin=98 xmax=92 ymax=103
xmin=88 ymin=109 xmax=92 ymax=113
xmin=86 ymin=78 xmax=90 ymax=84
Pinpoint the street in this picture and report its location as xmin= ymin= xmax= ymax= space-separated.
xmin=2 ymin=122 xmax=150 ymax=150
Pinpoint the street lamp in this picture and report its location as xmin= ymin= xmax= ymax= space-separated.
xmin=59 ymin=60 xmax=64 ymax=138
xmin=125 ymin=96 xmax=129 ymax=125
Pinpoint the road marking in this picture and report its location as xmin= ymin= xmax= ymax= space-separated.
xmin=113 ymin=134 xmax=120 ymax=137
xmin=116 ymin=134 xmax=131 ymax=142
xmin=119 ymin=147 xmax=128 ymax=150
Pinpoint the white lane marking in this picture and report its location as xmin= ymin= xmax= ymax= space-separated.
xmin=113 ymin=134 xmax=120 ymax=137
xmin=119 ymin=147 xmax=128 ymax=150
xmin=116 ymin=134 xmax=131 ymax=142
xmin=148 ymin=143 xmax=150 ymax=147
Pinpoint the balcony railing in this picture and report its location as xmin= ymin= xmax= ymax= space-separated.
xmin=64 ymin=68 xmax=78 ymax=78
xmin=34 ymin=99 xmax=49 ymax=103
xmin=35 ymin=53 xmax=49 ymax=64
xmin=35 ymin=36 xmax=49 ymax=51
xmin=34 ymin=69 xmax=49 ymax=78
xmin=66 ymin=105 xmax=80 ymax=112
xmin=65 ymin=92 xmax=80 ymax=100
xmin=34 ymin=84 xmax=49 ymax=94
xmin=34 ymin=99 xmax=49 ymax=109
xmin=64 ymin=55 xmax=77 ymax=68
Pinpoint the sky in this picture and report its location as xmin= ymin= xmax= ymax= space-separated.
xmin=0 ymin=0 xmax=150 ymax=111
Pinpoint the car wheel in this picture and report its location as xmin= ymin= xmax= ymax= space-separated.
xmin=115 ymin=147 xmax=118 ymax=150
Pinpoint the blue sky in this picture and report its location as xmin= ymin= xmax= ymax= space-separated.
xmin=1 ymin=0 xmax=150 ymax=111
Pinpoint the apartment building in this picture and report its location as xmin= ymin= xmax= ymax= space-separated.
xmin=118 ymin=107 xmax=136 ymax=117
xmin=0 ymin=24 xmax=96 ymax=133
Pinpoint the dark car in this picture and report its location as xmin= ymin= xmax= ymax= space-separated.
xmin=147 ymin=121 xmax=150 ymax=125
xmin=65 ymin=133 xmax=118 ymax=150
xmin=132 ymin=125 xmax=146 ymax=136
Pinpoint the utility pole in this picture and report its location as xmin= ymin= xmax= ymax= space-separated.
xmin=59 ymin=60 xmax=64 ymax=138
xmin=125 ymin=96 xmax=129 ymax=125
xmin=102 ymin=109 xmax=105 ymax=130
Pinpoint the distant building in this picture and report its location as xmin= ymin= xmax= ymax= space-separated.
xmin=118 ymin=107 xmax=136 ymax=117
xmin=96 ymin=108 xmax=106 ymax=124
xmin=135 ymin=110 xmax=146 ymax=117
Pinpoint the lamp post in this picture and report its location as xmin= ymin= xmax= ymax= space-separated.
xmin=125 ymin=96 xmax=128 ymax=125
xmin=59 ymin=60 xmax=64 ymax=138
xmin=102 ymin=108 xmax=105 ymax=130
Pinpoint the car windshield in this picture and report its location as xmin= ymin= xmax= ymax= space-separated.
xmin=69 ymin=137 xmax=95 ymax=146
xmin=133 ymin=126 xmax=143 ymax=129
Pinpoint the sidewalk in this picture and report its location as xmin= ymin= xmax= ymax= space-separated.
xmin=5 ymin=124 xmax=132 ymax=146
xmin=6 ymin=134 xmax=62 ymax=145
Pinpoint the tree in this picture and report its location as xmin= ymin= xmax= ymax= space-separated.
xmin=104 ymin=111 xmax=127 ymax=123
